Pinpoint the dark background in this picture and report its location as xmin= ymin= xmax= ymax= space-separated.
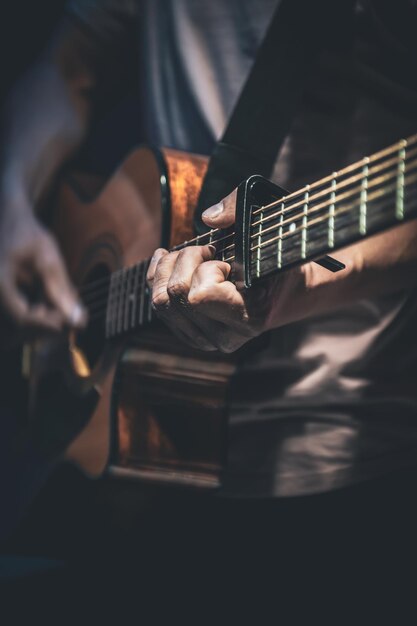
xmin=0 ymin=2 xmax=67 ymax=98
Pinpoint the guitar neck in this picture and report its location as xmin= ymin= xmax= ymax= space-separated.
xmin=245 ymin=134 xmax=417 ymax=283
xmin=104 ymin=134 xmax=417 ymax=339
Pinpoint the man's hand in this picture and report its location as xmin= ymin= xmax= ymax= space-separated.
xmin=146 ymin=190 xmax=276 ymax=353
xmin=0 ymin=199 xmax=86 ymax=338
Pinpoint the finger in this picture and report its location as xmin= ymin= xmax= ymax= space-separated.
xmin=151 ymin=250 xmax=179 ymax=310
xmin=167 ymin=245 xmax=215 ymax=304
xmin=201 ymin=188 xmax=237 ymax=229
xmin=23 ymin=303 xmax=66 ymax=333
xmin=146 ymin=248 xmax=168 ymax=287
xmin=188 ymin=261 xmax=251 ymax=329
xmin=0 ymin=275 xmax=64 ymax=332
xmin=151 ymin=248 xmax=218 ymax=350
xmin=35 ymin=241 xmax=86 ymax=328
xmin=166 ymin=245 xmax=232 ymax=347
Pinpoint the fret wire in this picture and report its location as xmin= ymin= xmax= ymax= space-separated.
xmin=131 ymin=263 xmax=140 ymax=328
xmin=112 ymin=270 xmax=122 ymax=337
xmin=396 ymin=140 xmax=407 ymax=220
xmin=254 ymin=134 xmax=417 ymax=216
xmin=84 ymin=135 xmax=417 ymax=310
xmin=85 ymin=150 xmax=417 ymax=316
xmin=301 ymin=185 xmax=309 ymax=259
xmin=257 ymin=183 xmax=391 ymax=252
xmin=254 ymin=182 xmax=417 ymax=275
xmin=251 ymin=158 xmax=417 ymax=244
xmin=97 ymin=157 xmax=416 ymax=316
xmin=81 ymin=136 xmax=417 ymax=305
xmin=117 ymin=269 xmax=128 ymax=335
xmin=106 ymin=272 xmax=117 ymax=337
xmin=328 ymin=174 xmax=336 ymax=248
xmin=251 ymin=170 xmax=417 ymax=254
xmin=252 ymin=143 xmax=417 ymax=232
xmin=139 ymin=261 xmax=146 ymax=326
xmin=359 ymin=159 xmax=369 ymax=236
xmin=124 ymin=267 xmax=133 ymax=331
xmin=256 ymin=205 xmax=262 ymax=278
xmin=253 ymin=150 xmax=417 ymax=234
xmin=254 ymin=190 xmax=417 ymax=276
xmin=277 ymin=202 xmax=284 ymax=269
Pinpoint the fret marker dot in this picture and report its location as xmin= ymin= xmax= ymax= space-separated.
xmin=289 ymin=222 xmax=296 ymax=232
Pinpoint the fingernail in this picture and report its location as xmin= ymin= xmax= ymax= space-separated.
xmin=207 ymin=244 xmax=217 ymax=256
xmin=70 ymin=303 xmax=87 ymax=327
xmin=202 ymin=201 xmax=223 ymax=220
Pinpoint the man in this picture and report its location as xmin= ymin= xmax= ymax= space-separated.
xmin=1 ymin=0 xmax=417 ymax=601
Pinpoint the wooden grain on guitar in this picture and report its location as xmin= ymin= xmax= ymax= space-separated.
xmin=45 ymin=146 xmax=235 ymax=489
xmin=110 ymin=149 xmax=236 ymax=489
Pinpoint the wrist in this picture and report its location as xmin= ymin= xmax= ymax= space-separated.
xmin=0 ymin=168 xmax=34 ymax=219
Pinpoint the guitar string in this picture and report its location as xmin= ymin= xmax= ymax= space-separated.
xmin=78 ymin=228 xmax=231 ymax=298
xmin=78 ymin=136 xmax=415 ymax=300
xmin=84 ymin=186 xmax=417 ymax=323
xmin=87 ymin=180 xmax=416 ymax=323
xmin=215 ymin=156 xmax=417 ymax=258
xmin=221 ymin=178 xmax=417 ymax=265
xmin=250 ymin=170 xmax=417 ymax=254
xmin=253 ymin=135 xmax=417 ymax=216
xmin=97 ymin=181 xmax=417 ymax=330
xmin=250 ymin=160 xmax=417 ymax=244
xmin=80 ymin=140 xmax=417 ymax=295
xmin=81 ymin=163 xmax=416 ymax=311
xmin=96 ymin=142 xmax=417 ymax=330
xmin=250 ymin=189 xmax=417 ymax=270
xmin=252 ymin=150 xmax=417 ymax=231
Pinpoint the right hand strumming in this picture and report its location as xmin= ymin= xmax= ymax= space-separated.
xmin=0 ymin=196 xmax=86 ymax=341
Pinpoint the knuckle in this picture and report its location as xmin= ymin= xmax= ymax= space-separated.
xmin=188 ymin=285 xmax=212 ymax=307
xmin=193 ymin=265 xmax=206 ymax=280
xmin=187 ymin=289 xmax=203 ymax=307
xmin=151 ymin=289 xmax=170 ymax=311
xmin=177 ymin=248 xmax=187 ymax=261
xmin=158 ymin=251 xmax=175 ymax=268
xmin=167 ymin=279 xmax=188 ymax=300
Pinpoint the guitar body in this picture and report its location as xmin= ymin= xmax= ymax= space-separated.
xmin=18 ymin=132 xmax=417 ymax=519
xmin=26 ymin=146 xmax=234 ymax=493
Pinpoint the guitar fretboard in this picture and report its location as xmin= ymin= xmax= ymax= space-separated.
xmin=243 ymin=135 xmax=417 ymax=281
xmin=94 ymin=134 xmax=417 ymax=339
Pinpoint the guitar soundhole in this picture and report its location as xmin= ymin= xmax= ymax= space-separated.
xmin=73 ymin=263 xmax=110 ymax=376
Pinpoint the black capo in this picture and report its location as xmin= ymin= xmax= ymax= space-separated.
xmin=234 ymin=175 xmax=345 ymax=290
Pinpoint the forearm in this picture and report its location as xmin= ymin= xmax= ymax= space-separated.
xmin=267 ymin=218 xmax=417 ymax=329
xmin=0 ymin=20 xmax=96 ymax=211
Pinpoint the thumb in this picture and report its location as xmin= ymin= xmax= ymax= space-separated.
xmin=201 ymin=188 xmax=237 ymax=229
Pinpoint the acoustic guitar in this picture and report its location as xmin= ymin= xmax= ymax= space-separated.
xmin=13 ymin=133 xmax=417 ymax=504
